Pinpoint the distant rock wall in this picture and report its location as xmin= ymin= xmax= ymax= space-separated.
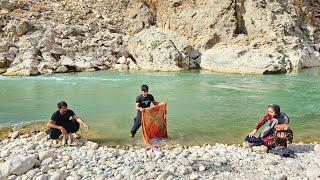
xmin=0 ymin=0 xmax=319 ymax=75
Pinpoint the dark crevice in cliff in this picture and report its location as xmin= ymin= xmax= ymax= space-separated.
xmin=234 ymin=0 xmax=247 ymax=35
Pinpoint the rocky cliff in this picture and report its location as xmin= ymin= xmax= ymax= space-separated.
xmin=0 ymin=0 xmax=319 ymax=75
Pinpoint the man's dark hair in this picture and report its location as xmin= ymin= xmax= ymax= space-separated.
xmin=141 ymin=85 xmax=149 ymax=92
xmin=57 ymin=101 xmax=68 ymax=109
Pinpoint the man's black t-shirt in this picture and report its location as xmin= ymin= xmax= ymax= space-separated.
xmin=51 ymin=110 xmax=75 ymax=126
xmin=136 ymin=94 xmax=154 ymax=108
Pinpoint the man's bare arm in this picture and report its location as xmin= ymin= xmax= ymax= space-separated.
xmin=152 ymin=100 xmax=159 ymax=105
xmin=73 ymin=114 xmax=90 ymax=130
xmin=47 ymin=120 xmax=60 ymax=129
xmin=136 ymin=103 xmax=143 ymax=111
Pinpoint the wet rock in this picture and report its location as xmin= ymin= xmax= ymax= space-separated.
xmin=55 ymin=66 xmax=68 ymax=73
xmin=11 ymin=131 xmax=19 ymax=139
xmin=113 ymin=64 xmax=128 ymax=71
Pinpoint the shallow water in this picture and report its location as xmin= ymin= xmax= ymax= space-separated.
xmin=0 ymin=68 xmax=320 ymax=145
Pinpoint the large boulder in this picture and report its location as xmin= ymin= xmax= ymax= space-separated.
xmin=147 ymin=0 xmax=236 ymax=53
xmin=127 ymin=27 xmax=193 ymax=71
xmin=0 ymin=40 xmax=15 ymax=53
xmin=125 ymin=2 xmax=156 ymax=34
xmin=37 ymin=28 xmax=57 ymax=51
xmin=0 ymin=155 xmax=37 ymax=176
xmin=0 ymin=1 xmax=19 ymax=12
xmin=3 ymin=20 xmax=31 ymax=37
xmin=4 ymin=49 xmax=40 ymax=76
xmin=55 ymin=66 xmax=68 ymax=73
xmin=201 ymin=42 xmax=288 ymax=74
xmin=60 ymin=56 xmax=74 ymax=66
xmin=73 ymin=55 xmax=104 ymax=71
xmin=37 ymin=53 xmax=59 ymax=74
xmin=49 ymin=171 xmax=67 ymax=180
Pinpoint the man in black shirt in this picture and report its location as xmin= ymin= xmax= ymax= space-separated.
xmin=131 ymin=85 xmax=159 ymax=137
xmin=47 ymin=101 xmax=89 ymax=143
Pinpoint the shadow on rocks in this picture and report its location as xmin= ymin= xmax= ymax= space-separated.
xmin=192 ymin=159 xmax=234 ymax=173
xmin=288 ymin=144 xmax=315 ymax=153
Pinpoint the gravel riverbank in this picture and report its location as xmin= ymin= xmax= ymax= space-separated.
xmin=0 ymin=131 xmax=320 ymax=180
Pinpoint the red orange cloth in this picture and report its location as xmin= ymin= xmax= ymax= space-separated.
xmin=142 ymin=102 xmax=168 ymax=144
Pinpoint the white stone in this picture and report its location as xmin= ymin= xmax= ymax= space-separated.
xmin=156 ymin=171 xmax=173 ymax=180
xmin=49 ymin=171 xmax=67 ymax=180
xmin=199 ymin=165 xmax=205 ymax=172
xmin=131 ymin=165 xmax=141 ymax=175
xmin=1 ymin=149 xmax=10 ymax=158
xmin=66 ymin=176 xmax=81 ymax=180
xmin=306 ymin=168 xmax=320 ymax=178
xmin=117 ymin=56 xmax=127 ymax=64
xmin=26 ymin=169 xmax=38 ymax=178
xmin=60 ymin=56 xmax=74 ymax=66
xmin=39 ymin=151 xmax=54 ymax=161
xmin=36 ymin=174 xmax=49 ymax=180
xmin=11 ymin=131 xmax=19 ymax=139
xmin=55 ymin=66 xmax=68 ymax=73
xmin=252 ymin=145 xmax=268 ymax=153
xmin=42 ymin=157 xmax=54 ymax=165
xmin=190 ymin=173 xmax=199 ymax=180
xmin=90 ymin=143 xmax=99 ymax=150
xmin=314 ymin=144 xmax=320 ymax=153
xmin=165 ymin=165 xmax=175 ymax=173
xmin=35 ymin=132 xmax=47 ymax=141
xmin=178 ymin=156 xmax=190 ymax=166
xmin=0 ymin=155 xmax=37 ymax=176
xmin=113 ymin=64 xmax=128 ymax=71
xmin=178 ymin=166 xmax=189 ymax=175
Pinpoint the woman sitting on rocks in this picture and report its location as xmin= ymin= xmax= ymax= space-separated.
xmin=247 ymin=104 xmax=292 ymax=147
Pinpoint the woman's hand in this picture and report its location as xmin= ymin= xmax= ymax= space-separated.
xmin=249 ymin=129 xmax=257 ymax=137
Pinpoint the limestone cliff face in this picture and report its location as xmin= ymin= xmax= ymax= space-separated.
xmin=142 ymin=0 xmax=320 ymax=74
xmin=0 ymin=0 xmax=319 ymax=75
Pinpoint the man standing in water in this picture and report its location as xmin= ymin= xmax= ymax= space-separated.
xmin=131 ymin=85 xmax=159 ymax=137
xmin=47 ymin=101 xmax=89 ymax=145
